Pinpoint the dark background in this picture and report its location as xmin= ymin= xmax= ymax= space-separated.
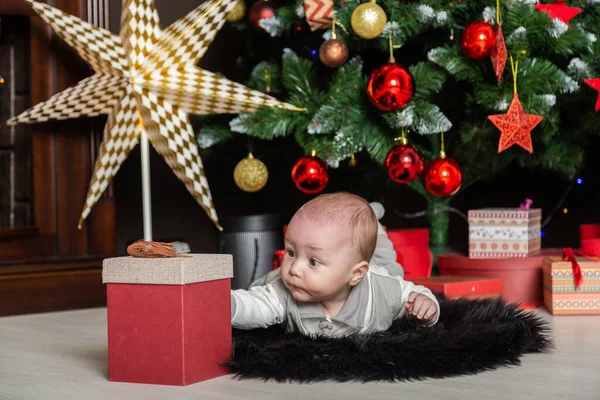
xmin=108 ymin=0 xmax=600 ymax=256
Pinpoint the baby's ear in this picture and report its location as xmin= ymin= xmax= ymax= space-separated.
xmin=349 ymin=261 xmax=369 ymax=286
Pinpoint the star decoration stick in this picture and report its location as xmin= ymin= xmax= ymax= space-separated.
xmin=6 ymin=0 xmax=299 ymax=231
xmin=584 ymin=78 xmax=600 ymax=111
xmin=488 ymin=57 xmax=543 ymax=153
xmin=535 ymin=0 xmax=582 ymax=25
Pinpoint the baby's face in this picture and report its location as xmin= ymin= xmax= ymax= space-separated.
xmin=281 ymin=213 xmax=360 ymax=303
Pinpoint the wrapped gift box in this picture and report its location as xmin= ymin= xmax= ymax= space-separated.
xmin=468 ymin=208 xmax=542 ymax=259
xmin=103 ymin=254 xmax=233 ymax=386
xmin=542 ymin=256 xmax=600 ymax=315
xmin=411 ymin=276 xmax=502 ymax=300
xmin=438 ymin=249 xmax=563 ymax=308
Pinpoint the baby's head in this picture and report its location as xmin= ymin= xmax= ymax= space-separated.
xmin=281 ymin=192 xmax=378 ymax=304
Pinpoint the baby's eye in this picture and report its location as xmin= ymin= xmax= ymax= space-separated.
xmin=309 ymin=258 xmax=320 ymax=267
xmin=286 ymin=249 xmax=296 ymax=258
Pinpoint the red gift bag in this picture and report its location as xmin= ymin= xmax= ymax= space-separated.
xmin=580 ymin=224 xmax=600 ymax=257
xmin=386 ymin=228 xmax=433 ymax=280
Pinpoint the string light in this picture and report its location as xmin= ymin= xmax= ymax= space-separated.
xmin=541 ymin=231 xmax=546 ymax=237
xmin=563 ymin=208 xmax=568 ymax=214
xmin=311 ymin=49 xmax=317 ymax=56
xmin=576 ymin=178 xmax=583 ymax=184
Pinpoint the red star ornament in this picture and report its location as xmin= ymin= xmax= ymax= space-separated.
xmin=535 ymin=0 xmax=582 ymax=25
xmin=488 ymin=93 xmax=543 ymax=153
xmin=584 ymin=78 xmax=600 ymax=111
xmin=490 ymin=25 xmax=507 ymax=84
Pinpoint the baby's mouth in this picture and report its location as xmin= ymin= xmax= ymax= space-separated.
xmin=286 ymin=280 xmax=303 ymax=292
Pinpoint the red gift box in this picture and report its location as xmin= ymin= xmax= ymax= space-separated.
xmin=438 ymin=249 xmax=563 ymax=308
xmin=580 ymin=224 xmax=600 ymax=257
xmin=386 ymin=228 xmax=433 ymax=279
xmin=411 ymin=276 xmax=503 ymax=300
xmin=103 ymin=254 xmax=233 ymax=386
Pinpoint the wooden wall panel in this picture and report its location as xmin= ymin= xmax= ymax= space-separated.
xmin=30 ymin=15 xmax=57 ymax=239
xmin=0 ymin=264 xmax=106 ymax=316
xmin=53 ymin=0 xmax=91 ymax=257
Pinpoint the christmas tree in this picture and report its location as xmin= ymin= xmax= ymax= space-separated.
xmin=197 ymin=0 xmax=600 ymax=251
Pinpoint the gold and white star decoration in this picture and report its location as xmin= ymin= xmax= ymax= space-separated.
xmin=7 ymin=0 xmax=299 ymax=230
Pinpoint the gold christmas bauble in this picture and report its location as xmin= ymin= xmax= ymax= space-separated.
xmin=226 ymin=0 xmax=247 ymax=23
xmin=319 ymin=38 xmax=349 ymax=68
xmin=233 ymin=153 xmax=269 ymax=192
xmin=351 ymin=1 xmax=387 ymax=39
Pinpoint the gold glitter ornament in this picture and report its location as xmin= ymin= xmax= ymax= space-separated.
xmin=233 ymin=153 xmax=269 ymax=192
xmin=226 ymin=0 xmax=246 ymax=23
xmin=351 ymin=1 xmax=387 ymax=39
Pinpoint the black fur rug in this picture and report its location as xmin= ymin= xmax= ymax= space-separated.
xmin=224 ymin=298 xmax=553 ymax=383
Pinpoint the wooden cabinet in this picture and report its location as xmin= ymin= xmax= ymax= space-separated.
xmin=0 ymin=0 xmax=115 ymax=316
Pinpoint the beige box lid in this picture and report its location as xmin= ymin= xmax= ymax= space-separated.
xmin=102 ymin=254 xmax=233 ymax=285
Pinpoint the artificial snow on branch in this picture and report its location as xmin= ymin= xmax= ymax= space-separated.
xmin=567 ymin=58 xmax=591 ymax=79
xmin=383 ymin=106 xmax=415 ymax=129
xmin=549 ymin=19 xmax=568 ymax=38
xmin=494 ymin=98 xmax=509 ymax=111
xmin=434 ymin=11 xmax=448 ymax=27
xmin=382 ymin=21 xmax=401 ymax=41
xmin=229 ymin=115 xmax=249 ymax=134
xmin=295 ymin=0 xmax=305 ymax=18
xmin=538 ymin=94 xmax=557 ymax=108
xmin=417 ymin=5 xmax=435 ymax=23
xmin=414 ymin=104 xmax=452 ymax=135
xmin=259 ymin=17 xmax=284 ymax=37
xmin=561 ymin=75 xmax=580 ymax=93
xmin=483 ymin=7 xmax=496 ymax=25
xmin=506 ymin=27 xmax=527 ymax=44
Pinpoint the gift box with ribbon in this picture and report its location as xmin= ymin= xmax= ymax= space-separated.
xmin=542 ymin=249 xmax=600 ymax=315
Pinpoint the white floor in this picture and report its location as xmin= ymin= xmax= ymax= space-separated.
xmin=0 ymin=307 xmax=599 ymax=400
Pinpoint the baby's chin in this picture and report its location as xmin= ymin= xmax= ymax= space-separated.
xmin=285 ymin=283 xmax=318 ymax=302
xmin=291 ymin=291 xmax=317 ymax=303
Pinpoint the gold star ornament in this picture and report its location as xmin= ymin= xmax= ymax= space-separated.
xmin=7 ymin=0 xmax=299 ymax=230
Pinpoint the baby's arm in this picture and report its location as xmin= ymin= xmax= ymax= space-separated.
xmin=231 ymin=284 xmax=286 ymax=330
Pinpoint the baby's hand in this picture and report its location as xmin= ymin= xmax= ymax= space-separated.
xmin=405 ymin=292 xmax=438 ymax=324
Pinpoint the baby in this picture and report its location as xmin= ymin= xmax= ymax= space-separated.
xmin=231 ymin=192 xmax=439 ymax=336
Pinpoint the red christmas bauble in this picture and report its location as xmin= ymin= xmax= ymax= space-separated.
xmin=291 ymin=155 xmax=329 ymax=194
xmin=461 ymin=21 xmax=496 ymax=60
xmin=249 ymin=0 xmax=276 ymax=33
xmin=367 ymin=63 xmax=415 ymax=112
xmin=385 ymin=143 xmax=424 ymax=184
xmin=423 ymin=157 xmax=463 ymax=197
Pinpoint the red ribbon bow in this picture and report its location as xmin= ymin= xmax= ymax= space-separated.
xmin=562 ymin=247 xmax=583 ymax=288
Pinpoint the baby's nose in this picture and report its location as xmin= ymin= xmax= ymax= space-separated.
xmin=289 ymin=261 xmax=303 ymax=277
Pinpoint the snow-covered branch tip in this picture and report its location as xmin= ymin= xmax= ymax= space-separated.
xmin=259 ymin=17 xmax=284 ymax=37
xmin=229 ymin=115 xmax=249 ymax=133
